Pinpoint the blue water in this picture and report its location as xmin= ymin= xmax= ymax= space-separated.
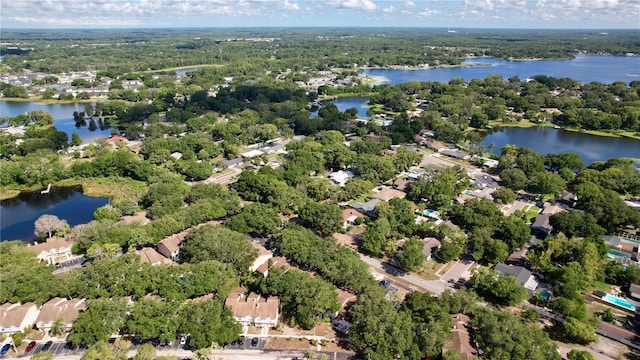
xmin=607 ymin=250 xmax=629 ymax=258
xmin=0 ymin=186 xmax=109 ymax=242
xmin=361 ymin=55 xmax=640 ymax=85
xmin=602 ymin=294 xmax=636 ymax=311
xmin=0 ymin=101 xmax=113 ymax=142
xmin=311 ymin=97 xmax=370 ymax=118
xmin=481 ymin=127 xmax=640 ymax=165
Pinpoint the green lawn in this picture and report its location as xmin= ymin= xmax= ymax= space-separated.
xmin=524 ymin=205 xmax=541 ymax=223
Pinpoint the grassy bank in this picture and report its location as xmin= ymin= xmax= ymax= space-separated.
xmin=1 ymin=97 xmax=102 ymax=105
xmin=1 ymin=177 xmax=147 ymax=202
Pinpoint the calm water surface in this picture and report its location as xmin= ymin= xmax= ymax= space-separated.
xmin=0 ymin=101 xmax=113 ymax=142
xmin=1 ymin=186 xmax=109 ymax=242
xmin=362 ymin=55 xmax=640 ymax=85
xmin=311 ymin=97 xmax=370 ymax=118
xmin=481 ymin=126 xmax=640 ymax=165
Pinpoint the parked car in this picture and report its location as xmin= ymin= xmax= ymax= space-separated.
xmin=41 ymin=341 xmax=53 ymax=351
xmin=238 ymin=336 xmax=245 ymax=345
xmin=25 ymin=341 xmax=37 ymax=352
xmin=179 ymin=336 xmax=187 ymax=346
xmin=251 ymin=337 xmax=258 ymax=347
xmin=64 ymin=342 xmax=76 ymax=350
xmin=0 ymin=344 xmax=10 ymax=355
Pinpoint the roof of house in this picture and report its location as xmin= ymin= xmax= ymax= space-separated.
xmin=328 ymin=170 xmax=354 ymax=185
xmin=35 ymin=298 xmax=86 ymax=324
xmin=256 ymin=256 xmax=291 ymax=275
xmin=336 ymin=289 xmax=357 ymax=312
xmin=421 ymin=237 xmax=442 ymax=258
xmin=105 ymin=135 xmax=127 ymax=144
xmin=442 ymin=314 xmax=477 ymax=360
xmin=158 ymin=234 xmax=183 ymax=253
xmin=0 ymin=302 xmax=37 ymax=328
xmin=28 ymin=237 xmax=75 ymax=256
xmin=630 ymin=284 xmax=640 ymax=299
xmin=241 ymin=149 xmax=265 ymax=158
xmin=393 ymin=178 xmax=411 ymax=191
xmin=223 ymin=157 xmax=244 ymax=167
xmin=135 ymin=247 xmax=166 ymax=265
xmin=119 ymin=212 xmax=149 ymax=225
xmin=225 ymin=292 xmax=279 ymax=320
xmin=372 ymin=186 xmax=407 ymax=201
xmin=532 ymin=214 xmax=551 ymax=229
xmin=494 ymin=263 xmax=532 ymax=286
xmin=352 ymin=198 xmax=381 ymax=213
xmin=342 ymin=208 xmax=365 ymax=223
xmin=541 ymin=203 xmax=567 ymax=215
xmin=250 ymin=242 xmax=272 ymax=257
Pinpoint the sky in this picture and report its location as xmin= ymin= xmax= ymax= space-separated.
xmin=2 ymin=0 xmax=639 ymax=29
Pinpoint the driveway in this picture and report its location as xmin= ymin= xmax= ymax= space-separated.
xmin=440 ymin=257 xmax=475 ymax=283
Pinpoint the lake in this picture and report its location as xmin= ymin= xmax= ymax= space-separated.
xmin=311 ymin=97 xmax=370 ymax=118
xmin=0 ymin=101 xmax=113 ymax=142
xmin=481 ymin=126 xmax=640 ymax=165
xmin=361 ymin=55 xmax=640 ymax=85
xmin=0 ymin=186 xmax=109 ymax=242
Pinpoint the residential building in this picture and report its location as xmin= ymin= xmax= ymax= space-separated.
xmin=441 ymin=148 xmax=471 ymax=161
xmin=255 ymin=256 xmax=291 ymax=277
xmin=421 ymin=237 xmax=442 ymax=261
xmin=342 ymin=208 xmax=365 ymax=229
xmin=225 ymin=292 xmax=279 ymax=328
xmin=372 ymin=186 xmax=406 ymax=202
xmin=531 ymin=214 xmax=552 ymax=236
xmin=442 ymin=314 xmax=477 ymax=360
xmin=328 ymin=170 xmax=354 ymax=187
xmin=250 ymin=243 xmax=273 ymax=273
xmin=104 ymin=135 xmax=128 ymax=146
xmin=157 ymin=234 xmax=183 ymax=261
xmin=223 ymin=157 xmax=244 ymax=169
xmin=241 ymin=149 xmax=265 ymax=159
xmin=494 ymin=263 xmax=539 ymax=292
xmin=135 ymin=247 xmax=166 ymax=266
xmin=27 ymin=237 xmax=76 ymax=265
xmin=34 ymin=298 xmax=86 ymax=333
xmin=352 ymin=198 xmax=381 ymax=216
xmin=0 ymin=303 xmax=39 ymax=334
xmin=541 ymin=203 xmax=567 ymax=216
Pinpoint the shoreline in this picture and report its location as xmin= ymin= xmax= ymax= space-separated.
xmin=483 ymin=120 xmax=640 ymax=140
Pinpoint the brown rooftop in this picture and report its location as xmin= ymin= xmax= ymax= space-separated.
xmin=372 ymin=186 xmax=407 ymax=202
xmin=135 ymin=247 xmax=166 ymax=265
xmin=225 ymin=292 xmax=279 ymax=320
xmin=158 ymin=234 xmax=183 ymax=253
xmin=35 ymin=298 xmax=86 ymax=325
xmin=250 ymin=242 xmax=272 ymax=257
xmin=256 ymin=256 xmax=291 ymax=275
xmin=442 ymin=314 xmax=477 ymax=360
xmin=0 ymin=302 xmax=37 ymax=328
xmin=28 ymin=237 xmax=75 ymax=255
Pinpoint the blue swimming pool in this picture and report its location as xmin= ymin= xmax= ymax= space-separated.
xmin=607 ymin=250 xmax=629 ymax=258
xmin=601 ymin=294 xmax=636 ymax=312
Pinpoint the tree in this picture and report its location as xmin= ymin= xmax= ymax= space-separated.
xmin=561 ymin=317 xmax=597 ymax=345
xmin=180 ymin=225 xmax=257 ymax=274
xmin=397 ymin=237 xmax=425 ymax=271
xmin=81 ymin=341 xmax=127 ymax=360
xmin=0 ymin=241 xmax=58 ymax=304
xmin=530 ymin=172 xmax=566 ymax=196
xmin=567 ymin=350 xmax=596 ymax=360
xmin=70 ymin=299 xmax=128 ymax=346
xmin=71 ymin=132 xmax=82 ymax=146
xmin=133 ymin=344 xmax=156 ymax=360
xmin=225 ymin=203 xmax=281 ymax=236
xmin=499 ymin=168 xmax=529 ymax=190
xmin=492 ymin=187 xmax=516 ymax=204
xmin=176 ymin=299 xmax=240 ymax=349
xmin=469 ymin=268 xmax=527 ymax=306
xmin=298 ymin=202 xmax=343 ymax=235
xmin=126 ymin=298 xmax=179 ymax=341
xmin=436 ymin=238 xmax=465 ymax=262
xmin=34 ymin=214 xmax=69 ymax=239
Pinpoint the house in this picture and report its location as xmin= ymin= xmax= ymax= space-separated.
xmin=507 ymin=247 xmax=529 ymax=266
xmin=441 ymin=148 xmax=471 ymax=161
xmin=604 ymin=235 xmax=623 ymax=249
xmin=424 ymin=140 xmax=448 ymax=152
xmin=421 ymin=237 xmax=442 ymax=261
xmin=343 ymin=208 xmax=365 ymax=228
xmin=630 ymin=283 xmax=640 ymax=301
xmin=256 ymin=256 xmax=291 ymax=277
xmin=494 ymin=263 xmax=539 ymax=292
xmin=407 ymin=170 xmax=425 ymax=181
xmin=104 ymin=135 xmax=128 ymax=146
xmin=541 ymin=203 xmax=566 ymax=216
xmin=531 ymin=214 xmax=552 ymax=236
xmin=372 ymin=186 xmax=406 ymax=202
xmin=352 ymin=198 xmax=381 ymax=216
xmin=135 ymin=247 xmax=166 ymax=266
xmin=472 ymin=174 xmax=500 ymax=189
xmin=241 ymin=149 xmax=265 ymax=159
xmin=157 ymin=234 xmax=183 ymax=261
xmin=393 ymin=178 xmax=411 ymax=191
xmin=335 ymin=289 xmax=357 ymax=315
xmin=224 ymin=292 xmax=279 ymax=328
xmin=34 ymin=298 xmax=86 ymax=333
xmin=27 ymin=237 xmax=76 ymax=266
xmin=249 ymin=243 xmax=273 ymax=273
xmin=0 ymin=303 xmax=39 ymax=334
xmin=223 ymin=157 xmax=244 ymax=169
xmin=442 ymin=314 xmax=477 ymax=360
xmin=559 ymin=191 xmax=577 ymax=207
xmin=328 ymin=170 xmax=354 ymax=187
xmin=170 ymin=152 xmax=183 ymax=160
xmin=119 ymin=212 xmax=150 ymax=225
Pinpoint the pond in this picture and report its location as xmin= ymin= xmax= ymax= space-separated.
xmin=0 ymin=186 xmax=109 ymax=242
xmin=361 ymin=55 xmax=640 ymax=85
xmin=310 ymin=97 xmax=370 ymax=118
xmin=0 ymin=101 xmax=113 ymax=142
xmin=481 ymin=126 xmax=640 ymax=165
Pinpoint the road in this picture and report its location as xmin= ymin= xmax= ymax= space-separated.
xmin=204 ymin=167 xmax=242 ymax=185
xmin=358 ymin=254 xmax=475 ymax=295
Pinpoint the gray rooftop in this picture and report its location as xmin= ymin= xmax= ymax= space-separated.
xmin=494 ymin=263 xmax=532 ymax=286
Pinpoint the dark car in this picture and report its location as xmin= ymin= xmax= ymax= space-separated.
xmin=238 ymin=336 xmax=245 ymax=345
xmin=0 ymin=344 xmax=10 ymax=355
xmin=64 ymin=342 xmax=77 ymax=350
xmin=41 ymin=341 xmax=53 ymax=351
xmin=251 ymin=338 xmax=258 ymax=347
xmin=26 ymin=341 xmax=37 ymax=352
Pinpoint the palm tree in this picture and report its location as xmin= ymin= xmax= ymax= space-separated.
xmin=50 ymin=319 xmax=64 ymax=337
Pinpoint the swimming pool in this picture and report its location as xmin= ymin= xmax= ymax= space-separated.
xmin=423 ymin=209 xmax=436 ymax=216
xmin=607 ymin=250 xmax=629 ymax=258
xmin=601 ymin=294 xmax=636 ymax=312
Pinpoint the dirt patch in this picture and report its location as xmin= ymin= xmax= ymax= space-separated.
xmin=265 ymin=337 xmax=352 ymax=353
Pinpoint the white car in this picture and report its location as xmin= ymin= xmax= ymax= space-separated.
xmin=179 ymin=336 xmax=187 ymax=346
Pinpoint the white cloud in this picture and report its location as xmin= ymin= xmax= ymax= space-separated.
xmin=282 ymin=0 xmax=300 ymax=10
xmin=329 ymin=0 xmax=377 ymax=11
xmin=383 ymin=5 xmax=395 ymax=13
xmin=418 ymin=7 xmax=441 ymax=17
xmin=404 ymin=0 xmax=416 ymax=8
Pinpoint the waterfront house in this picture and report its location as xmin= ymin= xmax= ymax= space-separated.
xmin=27 ymin=237 xmax=76 ymax=266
